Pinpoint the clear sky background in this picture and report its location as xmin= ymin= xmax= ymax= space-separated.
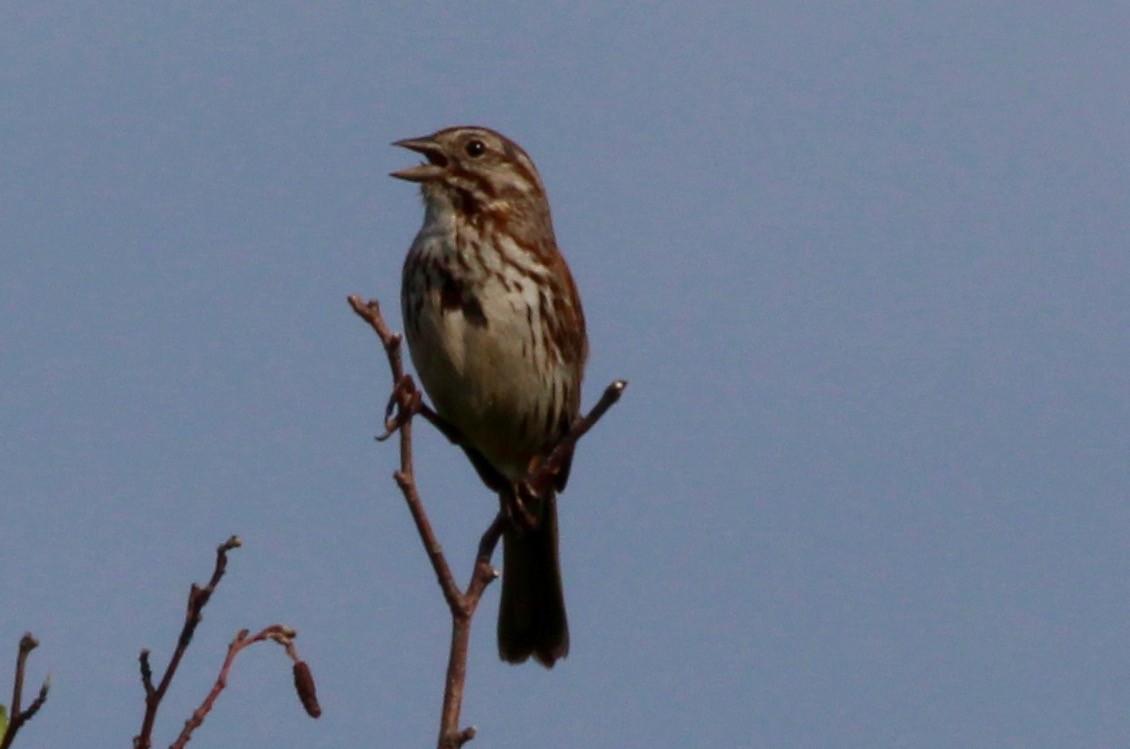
xmin=2 ymin=3 xmax=1128 ymax=748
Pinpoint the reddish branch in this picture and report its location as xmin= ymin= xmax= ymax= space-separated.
xmin=133 ymin=536 xmax=241 ymax=749
xmin=0 ymin=633 xmax=50 ymax=749
xmin=170 ymin=626 xmax=319 ymax=749
xmin=133 ymin=537 xmax=319 ymax=749
xmin=348 ymin=295 xmax=626 ymax=749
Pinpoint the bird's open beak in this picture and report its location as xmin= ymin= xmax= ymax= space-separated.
xmin=391 ymin=136 xmax=448 ymax=182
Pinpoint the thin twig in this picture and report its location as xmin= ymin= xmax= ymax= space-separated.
xmin=436 ymin=514 xmax=506 ymax=749
xmin=525 ymin=379 xmax=628 ymax=497
xmin=348 ymin=295 xmax=626 ymax=749
xmin=133 ymin=536 xmax=242 ymax=749
xmin=346 ymin=296 xmax=476 ymax=445
xmin=0 ymin=634 xmax=50 ymax=749
xmin=132 ymin=537 xmax=319 ymax=749
xmin=170 ymin=625 xmax=317 ymax=749
xmin=349 ymin=296 xmax=469 ymax=612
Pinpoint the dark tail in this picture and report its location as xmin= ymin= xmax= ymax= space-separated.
xmin=497 ymin=491 xmax=569 ymax=667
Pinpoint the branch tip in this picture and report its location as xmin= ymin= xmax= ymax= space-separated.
xmin=3 ymin=631 xmax=50 ymax=749
xmin=17 ymin=633 xmax=38 ymax=655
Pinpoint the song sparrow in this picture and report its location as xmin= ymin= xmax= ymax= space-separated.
xmin=392 ymin=126 xmax=587 ymax=667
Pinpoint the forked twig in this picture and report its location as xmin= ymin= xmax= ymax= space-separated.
xmin=132 ymin=537 xmax=319 ymax=749
xmin=0 ymin=634 xmax=50 ymax=749
xmin=348 ymin=294 xmax=626 ymax=749
xmin=133 ymin=536 xmax=242 ymax=749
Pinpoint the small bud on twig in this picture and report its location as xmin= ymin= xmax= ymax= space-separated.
xmin=292 ymin=660 xmax=322 ymax=718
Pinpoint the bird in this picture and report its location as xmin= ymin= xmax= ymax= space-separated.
xmin=392 ymin=126 xmax=587 ymax=667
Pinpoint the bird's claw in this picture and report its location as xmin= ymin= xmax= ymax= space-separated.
xmin=377 ymin=374 xmax=422 ymax=441
xmin=502 ymin=482 xmax=540 ymax=533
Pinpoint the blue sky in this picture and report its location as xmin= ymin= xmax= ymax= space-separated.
xmin=2 ymin=3 xmax=1128 ymax=747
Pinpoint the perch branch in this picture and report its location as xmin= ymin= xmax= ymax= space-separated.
xmin=348 ymin=294 xmax=626 ymax=749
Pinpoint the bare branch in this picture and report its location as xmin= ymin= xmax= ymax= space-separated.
xmin=525 ymin=378 xmax=628 ymax=497
xmin=131 ymin=538 xmax=318 ymax=748
xmin=349 ymin=295 xmax=626 ymax=748
xmin=0 ymin=633 xmax=50 ymax=749
xmin=133 ymin=536 xmax=242 ymax=749
xmin=170 ymin=625 xmax=318 ymax=749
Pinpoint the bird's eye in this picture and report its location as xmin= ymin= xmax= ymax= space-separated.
xmin=465 ymin=139 xmax=486 ymax=158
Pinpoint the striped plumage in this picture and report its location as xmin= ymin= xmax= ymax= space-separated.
xmin=393 ymin=126 xmax=586 ymax=667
